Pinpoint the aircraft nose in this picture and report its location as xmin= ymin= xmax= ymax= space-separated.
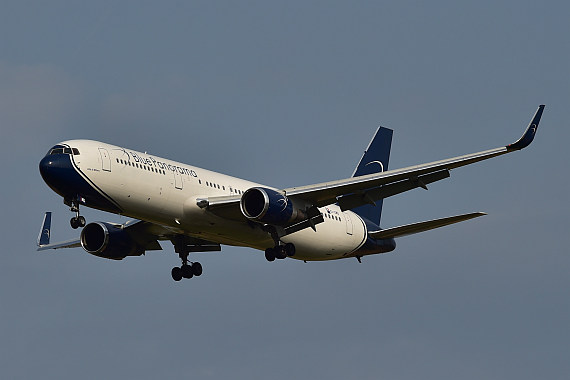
xmin=39 ymin=153 xmax=75 ymax=197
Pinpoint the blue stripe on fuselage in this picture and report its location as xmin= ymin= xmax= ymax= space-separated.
xmin=39 ymin=151 xmax=122 ymax=214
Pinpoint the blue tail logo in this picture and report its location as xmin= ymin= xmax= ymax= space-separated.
xmin=350 ymin=127 xmax=393 ymax=227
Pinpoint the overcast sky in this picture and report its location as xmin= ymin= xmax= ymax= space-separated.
xmin=1 ymin=1 xmax=569 ymax=379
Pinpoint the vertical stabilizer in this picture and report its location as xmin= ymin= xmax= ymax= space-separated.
xmin=351 ymin=127 xmax=393 ymax=227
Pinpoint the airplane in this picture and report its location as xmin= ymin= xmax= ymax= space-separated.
xmin=37 ymin=105 xmax=545 ymax=281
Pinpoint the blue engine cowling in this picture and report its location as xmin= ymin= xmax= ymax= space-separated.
xmin=240 ymin=187 xmax=304 ymax=226
xmin=80 ymin=222 xmax=143 ymax=260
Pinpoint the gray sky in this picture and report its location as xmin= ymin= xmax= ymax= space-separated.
xmin=1 ymin=1 xmax=569 ymax=379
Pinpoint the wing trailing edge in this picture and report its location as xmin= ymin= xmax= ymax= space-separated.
xmin=369 ymin=212 xmax=486 ymax=239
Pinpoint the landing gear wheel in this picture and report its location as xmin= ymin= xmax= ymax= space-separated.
xmin=284 ymin=243 xmax=296 ymax=257
xmin=275 ymin=246 xmax=287 ymax=260
xmin=171 ymin=267 xmax=183 ymax=281
xmin=70 ymin=217 xmax=80 ymax=229
xmin=68 ymin=197 xmax=85 ymax=229
xmin=192 ymin=262 xmax=203 ymax=276
xmin=181 ymin=264 xmax=194 ymax=279
xmin=265 ymin=248 xmax=276 ymax=262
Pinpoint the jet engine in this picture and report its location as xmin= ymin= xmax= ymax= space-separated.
xmin=80 ymin=222 xmax=143 ymax=260
xmin=240 ymin=187 xmax=307 ymax=226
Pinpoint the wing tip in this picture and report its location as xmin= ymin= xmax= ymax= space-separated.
xmin=37 ymin=211 xmax=52 ymax=247
xmin=506 ymin=104 xmax=545 ymax=152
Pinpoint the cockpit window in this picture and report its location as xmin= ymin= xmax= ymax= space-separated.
xmin=49 ymin=148 xmax=65 ymax=155
xmin=48 ymin=146 xmax=80 ymax=155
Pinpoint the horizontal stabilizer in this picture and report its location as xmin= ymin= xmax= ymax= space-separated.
xmin=369 ymin=212 xmax=486 ymax=239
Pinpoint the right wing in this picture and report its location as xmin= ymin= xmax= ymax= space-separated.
xmin=284 ymin=105 xmax=544 ymax=208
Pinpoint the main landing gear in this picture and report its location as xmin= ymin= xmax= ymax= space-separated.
xmin=171 ymin=261 xmax=202 ymax=282
xmin=264 ymin=243 xmax=295 ymax=262
xmin=171 ymin=245 xmax=203 ymax=282
xmin=67 ymin=198 xmax=86 ymax=229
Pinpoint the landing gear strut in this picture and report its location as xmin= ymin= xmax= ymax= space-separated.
xmin=171 ymin=243 xmax=203 ymax=282
xmin=67 ymin=197 xmax=86 ymax=229
xmin=265 ymin=242 xmax=295 ymax=262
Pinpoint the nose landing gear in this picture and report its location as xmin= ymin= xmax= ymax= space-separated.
xmin=66 ymin=197 xmax=86 ymax=229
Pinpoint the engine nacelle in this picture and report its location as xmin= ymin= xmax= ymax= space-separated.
xmin=240 ymin=187 xmax=306 ymax=226
xmin=80 ymin=222 xmax=143 ymax=260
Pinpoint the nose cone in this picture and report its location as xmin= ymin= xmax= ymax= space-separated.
xmin=39 ymin=154 xmax=74 ymax=198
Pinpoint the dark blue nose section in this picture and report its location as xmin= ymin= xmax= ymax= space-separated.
xmin=39 ymin=153 xmax=75 ymax=199
xmin=39 ymin=150 xmax=122 ymax=214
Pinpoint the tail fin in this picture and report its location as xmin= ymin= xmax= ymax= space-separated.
xmin=351 ymin=127 xmax=393 ymax=227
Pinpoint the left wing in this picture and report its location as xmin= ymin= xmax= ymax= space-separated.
xmin=203 ymin=105 xmax=544 ymax=217
xmin=37 ymin=212 xmax=81 ymax=250
xmin=37 ymin=212 xmax=220 ymax=253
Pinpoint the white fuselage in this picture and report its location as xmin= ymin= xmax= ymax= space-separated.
xmin=63 ymin=140 xmax=370 ymax=261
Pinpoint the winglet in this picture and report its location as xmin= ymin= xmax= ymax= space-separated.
xmin=506 ymin=105 xmax=545 ymax=152
xmin=37 ymin=212 xmax=52 ymax=247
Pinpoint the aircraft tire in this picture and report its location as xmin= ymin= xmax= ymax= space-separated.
xmin=265 ymin=248 xmax=276 ymax=262
xmin=275 ymin=247 xmax=287 ymax=260
xmin=181 ymin=264 xmax=194 ymax=279
xmin=284 ymin=243 xmax=295 ymax=257
xmin=70 ymin=217 xmax=79 ymax=229
xmin=171 ymin=267 xmax=183 ymax=281
xmin=78 ymin=216 xmax=86 ymax=227
xmin=192 ymin=262 xmax=203 ymax=276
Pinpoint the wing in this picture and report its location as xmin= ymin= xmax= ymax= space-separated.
xmin=285 ymin=105 xmax=544 ymax=207
xmin=202 ymin=105 xmax=544 ymax=217
xmin=36 ymin=212 xmax=82 ymax=250
xmin=36 ymin=212 xmax=220 ymax=252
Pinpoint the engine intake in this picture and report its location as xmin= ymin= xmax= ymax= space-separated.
xmin=240 ymin=187 xmax=306 ymax=226
xmin=80 ymin=222 xmax=143 ymax=260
